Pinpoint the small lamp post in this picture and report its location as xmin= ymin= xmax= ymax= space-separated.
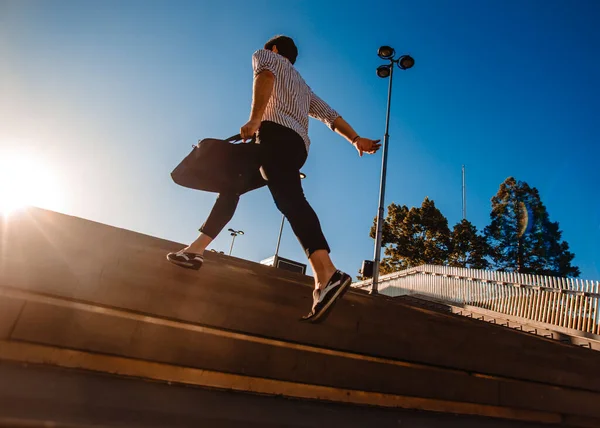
xmin=228 ymin=228 xmax=244 ymax=256
xmin=273 ymin=172 xmax=306 ymax=266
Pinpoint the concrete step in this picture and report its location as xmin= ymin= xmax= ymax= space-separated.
xmin=0 ymin=361 xmax=558 ymax=428
xmin=398 ymin=294 xmax=600 ymax=351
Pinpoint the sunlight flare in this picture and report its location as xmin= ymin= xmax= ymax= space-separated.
xmin=0 ymin=148 xmax=65 ymax=216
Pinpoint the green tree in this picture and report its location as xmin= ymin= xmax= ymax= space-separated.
xmin=484 ymin=177 xmax=579 ymax=277
xmin=370 ymin=197 xmax=451 ymax=274
xmin=449 ymin=219 xmax=490 ymax=269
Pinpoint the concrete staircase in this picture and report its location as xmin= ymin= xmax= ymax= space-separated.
xmin=1 ymin=208 xmax=600 ymax=427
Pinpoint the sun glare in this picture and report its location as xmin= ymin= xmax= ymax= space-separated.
xmin=0 ymin=149 xmax=65 ymax=216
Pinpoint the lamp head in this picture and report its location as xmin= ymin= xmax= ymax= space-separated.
xmin=398 ymin=55 xmax=415 ymax=70
xmin=376 ymin=64 xmax=391 ymax=78
xmin=377 ymin=46 xmax=395 ymax=60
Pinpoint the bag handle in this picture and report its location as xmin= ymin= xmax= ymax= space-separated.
xmin=226 ymin=133 xmax=257 ymax=144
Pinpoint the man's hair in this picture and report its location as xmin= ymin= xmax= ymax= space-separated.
xmin=264 ymin=35 xmax=298 ymax=65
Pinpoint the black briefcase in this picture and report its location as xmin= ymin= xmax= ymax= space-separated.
xmin=171 ymin=134 xmax=267 ymax=195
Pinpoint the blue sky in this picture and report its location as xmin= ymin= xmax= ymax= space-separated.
xmin=1 ymin=0 xmax=599 ymax=279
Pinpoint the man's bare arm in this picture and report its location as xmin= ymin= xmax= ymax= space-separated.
xmin=333 ymin=116 xmax=381 ymax=157
xmin=332 ymin=117 xmax=359 ymax=143
xmin=250 ymin=70 xmax=275 ymax=121
xmin=241 ymin=70 xmax=275 ymax=140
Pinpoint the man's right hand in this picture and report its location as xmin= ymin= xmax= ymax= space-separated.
xmin=353 ymin=138 xmax=382 ymax=157
xmin=240 ymin=119 xmax=262 ymax=142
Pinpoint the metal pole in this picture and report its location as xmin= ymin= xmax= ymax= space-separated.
xmin=372 ymin=63 xmax=394 ymax=295
xmin=462 ymin=165 xmax=466 ymax=220
xmin=274 ymin=214 xmax=285 ymax=265
xmin=229 ymin=234 xmax=236 ymax=256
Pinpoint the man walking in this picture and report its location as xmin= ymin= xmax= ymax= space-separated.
xmin=168 ymin=35 xmax=381 ymax=322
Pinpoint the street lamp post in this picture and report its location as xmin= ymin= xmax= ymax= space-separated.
xmin=274 ymin=214 xmax=285 ymax=264
xmin=371 ymin=46 xmax=414 ymax=295
xmin=228 ymin=228 xmax=244 ymax=256
xmin=274 ymin=172 xmax=306 ymax=266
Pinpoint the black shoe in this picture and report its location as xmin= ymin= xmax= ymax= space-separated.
xmin=166 ymin=250 xmax=204 ymax=270
xmin=302 ymin=270 xmax=351 ymax=323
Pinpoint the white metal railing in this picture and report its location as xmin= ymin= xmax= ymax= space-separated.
xmin=354 ymin=265 xmax=600 ymax=335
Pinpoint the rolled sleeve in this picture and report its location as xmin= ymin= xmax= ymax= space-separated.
xmin=309 ymin=90 xmax=340 ymax=130
xmin=252 ymin=49 xmax=278 ymax=78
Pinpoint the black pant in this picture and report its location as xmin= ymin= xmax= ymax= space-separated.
xmin=200 ymin=121 xmax=330 ymax=257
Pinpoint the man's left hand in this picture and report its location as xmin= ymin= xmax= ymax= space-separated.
xmin=353 ymin=138 xmax=381 ymax=157
xmin=240 ymin=119 xmax=261 ymax=142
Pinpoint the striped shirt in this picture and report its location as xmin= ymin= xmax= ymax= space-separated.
xmin=252 ymin=49 xmax=340 ymax=152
